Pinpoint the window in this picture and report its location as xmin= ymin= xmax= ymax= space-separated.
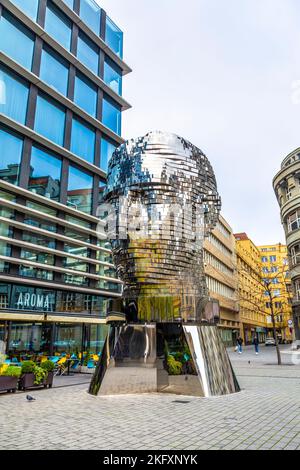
xmin=70 ymin=118 xmax=95 ymax=163
xmin=102 ymin=96 xmax=121 ymax=135
xmin=35 ymin=95 xmax=65 ymax=146
xmin=104 ymin=57 xmax=122 ymax=95
xmin=77 ymin=32 xmax=99 ymax=75
xmin=0 ymin=66 xmax=29 ymax=124
xmin=62 ymin=0 xmax=73 ymax=8
xmin=28 ymin=146 xmax=62 ymax=201
xmin=67 ymin=165 xmax=93 ymax=214
xmin=272 ymin=278 xmax=279 ymax=284
xmin=273 ymin=289 xmax=280 ymax=297
xmin=40 ymin=47 xmax=69 ymax=96
xmin=290 ymin=244 xmax=300 ymax=266
xmin=45 ymin=2 xmax=72 ymax=51
xmin=23 ymin=232 xmax=56 ymax=249
xmin=0 ymin=10 xmax=35 ymax=70
xmin=10 ymin=0 xmax=39 ymax=21
xmin=287 ymin=211 xmax=300 ymax=233
xmin=105 ymin=16 xmax=123 ymax=58
xmin=0 ymin=127 xmax=23 ymax=185
xmin=79 ymin=0 xmax=101 ymax=35
xmin=100 ymin=138 xmax=116 ymax=172
xmin=295 ymin=280 xmax=300 ymax=301
xmin=262 ymin=267 xmax=269 ymax=273
xmin=261 ymin=256 xmax=268 ymax=263
xmin=269 ymin=256 xmax=277 ymax=263
xmin=74 ymin=74 xmax=97 ymax=117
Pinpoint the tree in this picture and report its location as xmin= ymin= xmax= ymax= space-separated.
xmin=237 ymin=262 xmax=293 ymax=366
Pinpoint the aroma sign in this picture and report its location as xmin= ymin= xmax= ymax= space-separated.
xmin=16 ymin=293 xmax=53 ymax=311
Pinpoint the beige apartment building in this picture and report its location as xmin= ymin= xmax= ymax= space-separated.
xmin=204 ymin=215 xmax=240 ymax=346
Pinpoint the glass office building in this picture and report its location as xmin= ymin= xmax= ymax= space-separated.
xmin=0 ymin=0 xmax=131 ymax=357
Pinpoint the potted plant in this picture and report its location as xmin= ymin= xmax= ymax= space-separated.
xmin=40 ymin=360 xmax=55 ymax=388
xmin=19 ymin=360 xmax=47 ymax=391
xmin=0 ymin=366 xmax=21 ymax=393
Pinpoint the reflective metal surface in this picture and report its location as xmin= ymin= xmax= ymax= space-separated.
xmin=104 ymin=131 xmax=221 ymax=322
xmin=89 ymin=131 xmax=239 ymax=397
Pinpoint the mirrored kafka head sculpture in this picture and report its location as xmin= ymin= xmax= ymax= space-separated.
xmin=104 ymin=131 xmax=221 ymax=324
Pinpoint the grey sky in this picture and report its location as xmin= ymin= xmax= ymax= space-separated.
xmin=99 ymin=0 xmax=300 ymax=245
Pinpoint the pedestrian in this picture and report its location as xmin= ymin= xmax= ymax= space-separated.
xmin=237 ymin=336 xmax=243 ymax=354
xmin=253 ymin=335 xmax=259 ymax=355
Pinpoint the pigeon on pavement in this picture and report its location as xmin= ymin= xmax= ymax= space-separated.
xmin=26 ymin=395 xmax=36 ymax=401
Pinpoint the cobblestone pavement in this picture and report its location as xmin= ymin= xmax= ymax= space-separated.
xmin=1 ymin=346 xmax=300 ymax=450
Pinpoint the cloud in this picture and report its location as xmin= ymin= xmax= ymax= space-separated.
xmin=98 ymin=0 xmax=300 ymax=244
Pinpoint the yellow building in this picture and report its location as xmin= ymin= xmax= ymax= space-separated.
xmin=234 ymin=233 xmax=268 ymax=344
xmin=204 ymin=216 xmax=240 ymax=346
xmin=258 ymin=243 xmax=293 ymax=342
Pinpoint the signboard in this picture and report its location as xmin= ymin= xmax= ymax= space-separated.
xmin=16 ymin=293 xmax=53 ymax=311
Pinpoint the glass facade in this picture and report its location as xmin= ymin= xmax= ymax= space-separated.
xmin=100 ymin=137 xmax=116 ymax=172
xmin=45 ymin=2 xmax=72 ymax=51
xmin=40 ymin=47 xmax=69 ymax=96
xmin=79 ymin=0 xmax=101 ymax=36
xmin=0 ymin=66 xmax=29 ymax=124
xmin=29 ymin=146 xmax=62 ymax=201
xmin=105 ymin=16 xmax=123 ymax=58
xmin=0 ymin=10 xmax=35 ymax=70
xmin=71 ymin=118 xmax=95 ymax=163
xmin=102 ymin=96 xmax=121 ymax=135
xmin=67 ymin=165 xmax=93 ymax=214
xmin=0 ymin=0 xmax=129 ymax=357
xmin=10 ymin=0 xmax=39 ymax=21
xmin=104 ymin=57 xmax=122 ymax=95
xmin=35 ymin=95 xmax=66 ymax=146
xmin=74 ymin=73 xmax=97 ymax=117
xmin=0 ymin=127 xmax=23 ymax=185
xmin=62 ymin=0 xmax=74 ymax=9
xmin=77 ymin=32 xmax=99 ymax=75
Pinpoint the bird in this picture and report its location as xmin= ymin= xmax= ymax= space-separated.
xmin=26 ymin=395 xmax=36 ymax=401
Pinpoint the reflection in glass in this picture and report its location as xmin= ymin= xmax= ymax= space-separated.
xmin=45 ymin=2 xmax=72 ymax=51
xmin=24 ymin=216 xmax=57 ymax=233
xmin=79 ymin=0 xmax=101 ymax=35
xmin=77 ymin=32 xmax=99 ymax=75
xmin=35 ymin=95 xmax=65 ymax=146
xmin=19 ymin=266 xmax=53 ymax=280
xmin=0 ymin=11 xmax=35 ymax=70
xmin=102 ymin=96 xmax=121 ymax=135
xmin=104 ymin=57 xmax=122 ymax=95
xmin=67 ymin=165 xmax=93 ymax=214
xmin=0 ymin=127 xmax=23 ymax=185
xmin=0 ymin=66 xmax=29 ymax=124
xmin=71 ymin=118 xmax=95 ymax=163
xmin=74 ymin=74 xmax=97 ymax=117
xmin=40 ymin=47 xmax=69 ymax=96
xmin=62 ymin=0 xmax=74 ymax=9
xmin=100 ymin=137 xmax=116 ymax=172
xmin=105 ymin=16 xmax=123 ymax=58
xmin=10 ymin=0 xmax=39 ymax=21
xmin=20 ymin=249 xmax=54 ymax=265
xmin=28 ymin=146 xmax=61 ymax=201
xmin=22 ymin=232 xmax=56 ymax=249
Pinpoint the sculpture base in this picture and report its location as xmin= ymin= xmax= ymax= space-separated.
xmin=89 ymin=323 xmax=240 ymax=397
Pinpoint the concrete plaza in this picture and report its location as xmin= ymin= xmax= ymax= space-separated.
xmin=1 ymin=345 xmax=300 ymax=450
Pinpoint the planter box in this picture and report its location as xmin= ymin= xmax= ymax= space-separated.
xmin=80 ymin=366 xmax=95 ymax=374
xmin=0 ymin=376 xmax=19 ymax=393
xmin=19 ymin=371 xmax=54 ymax=391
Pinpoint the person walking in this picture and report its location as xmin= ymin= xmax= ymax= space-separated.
xmin=237 ymin=336 xmax=243 ymax=354
xmin=253 ymin=335 xmax=259 ymax=355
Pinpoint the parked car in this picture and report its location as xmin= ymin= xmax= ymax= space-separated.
xmin=265 ymin=337 xmax=276 ymax=346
